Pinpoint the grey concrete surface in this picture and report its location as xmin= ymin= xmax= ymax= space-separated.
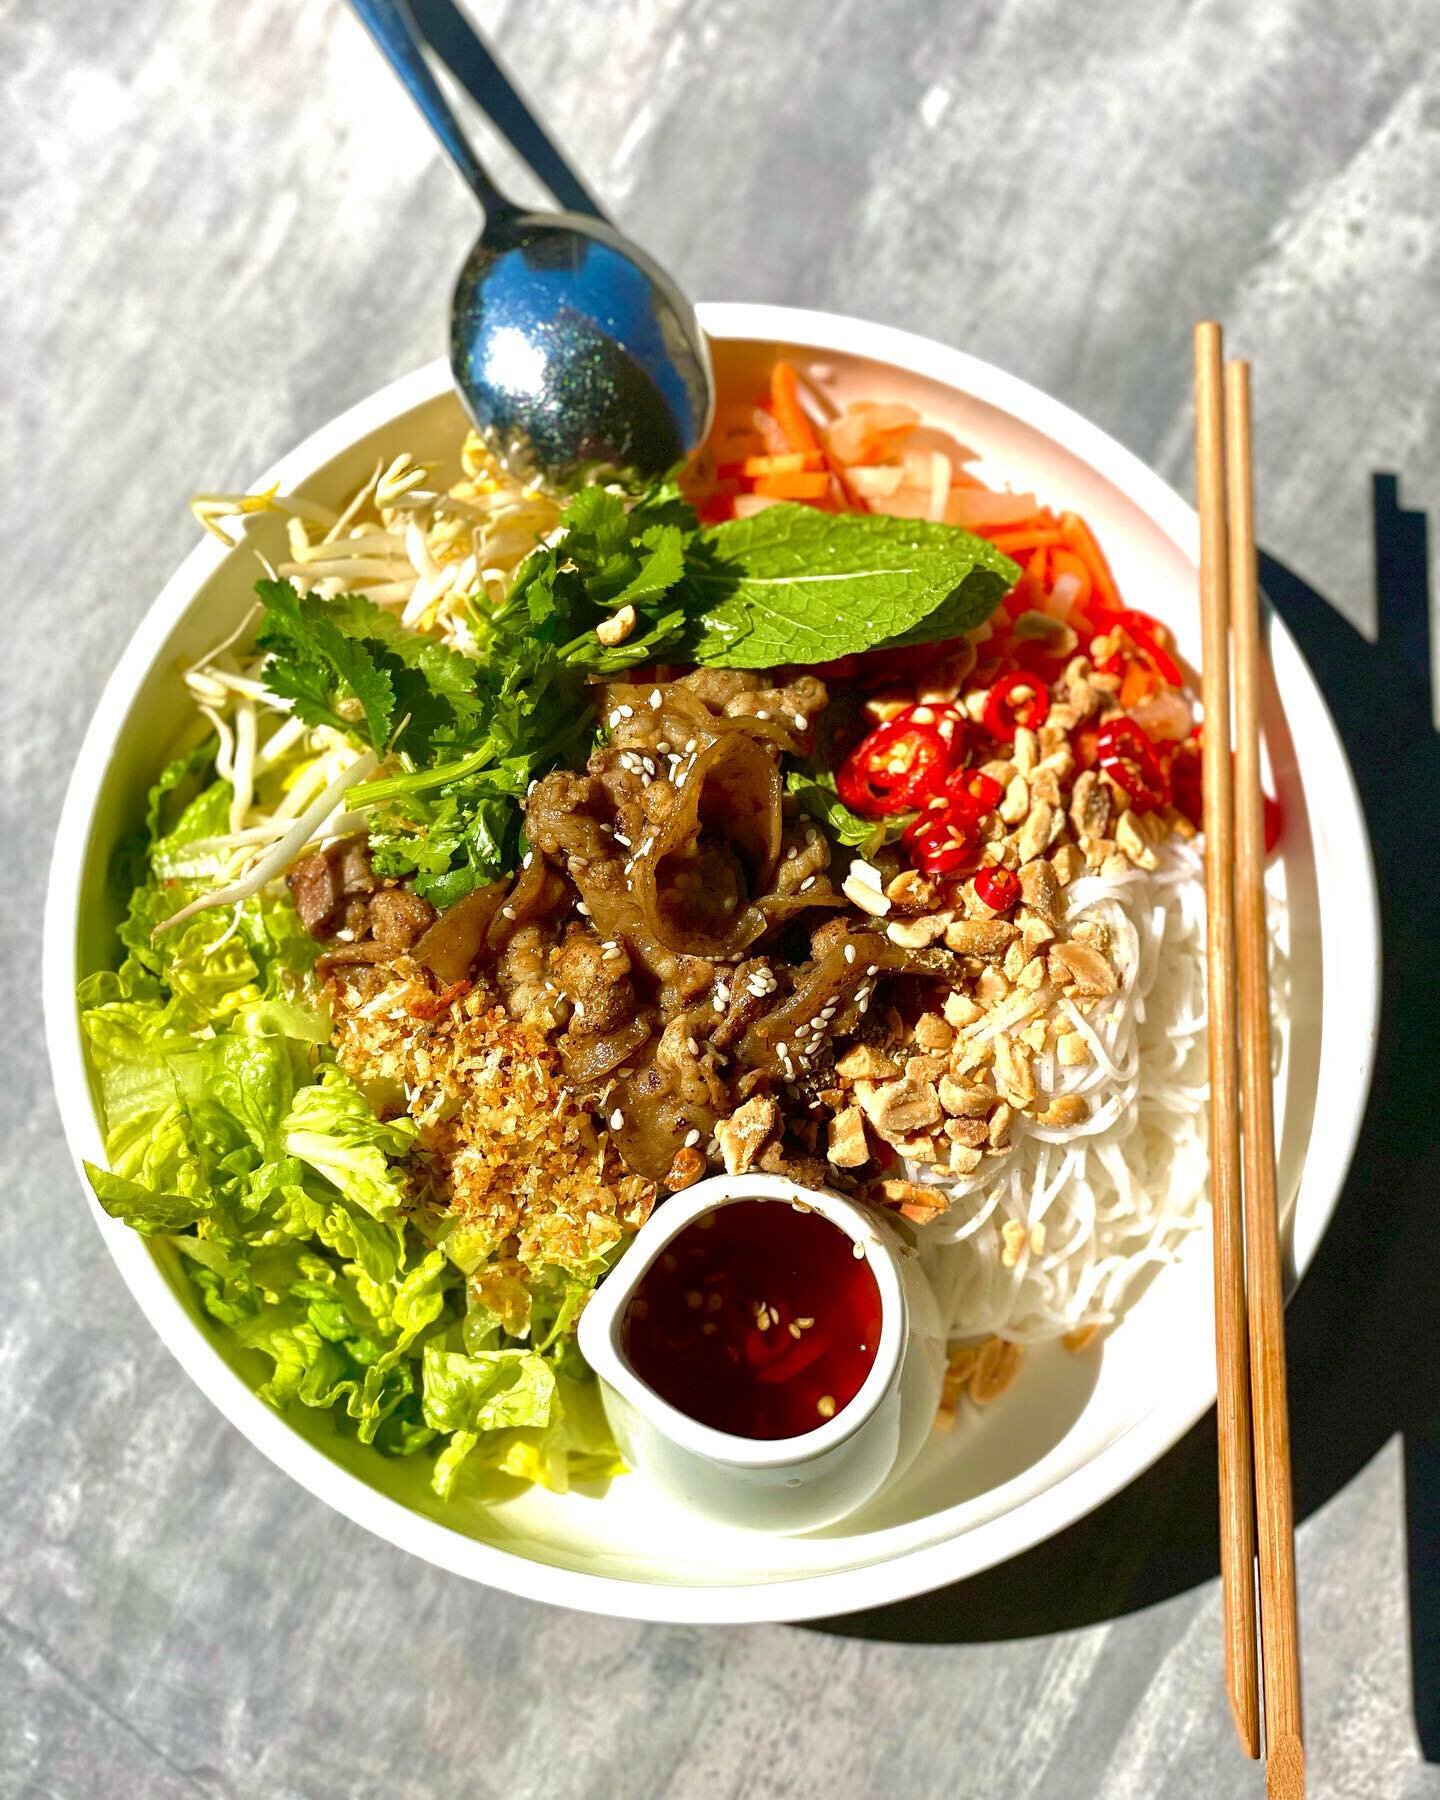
xmin=3 ymin=1 xmax=1439 ymax=1795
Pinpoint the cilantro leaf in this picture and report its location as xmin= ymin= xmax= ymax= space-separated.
xmin=256 ymin=580 xmax=395 ymax=747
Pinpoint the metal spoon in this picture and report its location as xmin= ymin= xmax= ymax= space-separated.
xmin=348 ymin=0 xmax=714 ymax=483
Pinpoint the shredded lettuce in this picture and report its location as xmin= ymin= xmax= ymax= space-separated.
xmin=78 ymin=746 xmax=623 ymax=1497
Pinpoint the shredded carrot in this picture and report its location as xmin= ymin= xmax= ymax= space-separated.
xmin=1060 ymin=512 xmax=1121 ymax=611
xmin=739 ymin=451 xmax=823 ymax=477
xmin=1120 ymin=660 xmax=1159 ymax=708
xmin=1047 ymin=546 xmax=1092 ymax=611
xmin=987 ymin=527 xmax=1065 ymax=555
xmin=753 ymin=471 xmax=831 ymax=500
xmin=769 ymin=361 xmax=822 ymax=456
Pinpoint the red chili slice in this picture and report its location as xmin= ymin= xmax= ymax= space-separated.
xmin=1172 ymin=727 xmax=1282 ymax=852
xmin=836 ymin=716 xmax=954 ymax=816
xmin=1263 ymin=792 xmax=1282 ymax=853
xmin=1096 ymin=717 xmax=1170 ymax=812
xmin=1168 ymin=737 xmax=1204 ymax=829
xmin=944 ymin=768 xmax=1004 ymax=818
xmin=903 ymin=700 xmax=967 ymax=753
xmin=903 ymin=807 xmax=974 ymax=875
xmin=983 ymin=671 xmax=1051 ymax=740
xmin=973 ymin=864 xmax=1021 ymax=912
xmin=1093 ymin=609 xmax=1184 ymax=689
xmin=1112 ymin=611 xmax=1183 ymax=688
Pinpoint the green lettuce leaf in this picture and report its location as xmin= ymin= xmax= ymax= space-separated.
xmin=84 ymin=1161 xmax=214 ymax=1234
xmin=282 ymin=1067 xmax=417 ymax=1219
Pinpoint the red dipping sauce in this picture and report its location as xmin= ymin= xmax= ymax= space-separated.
xmin=621 ymin=1200 xmax=883 ymax=1440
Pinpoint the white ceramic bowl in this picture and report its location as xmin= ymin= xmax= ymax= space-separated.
xmin=44 ymin=304 xmax=1379 ymax=1623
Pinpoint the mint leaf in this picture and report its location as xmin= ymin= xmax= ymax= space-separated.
xmin=677 ymin=505 xmax=1018 ymax=668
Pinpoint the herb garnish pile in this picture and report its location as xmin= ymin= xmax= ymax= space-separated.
xmin=255 ymin=486 xmax=1018 ymax=907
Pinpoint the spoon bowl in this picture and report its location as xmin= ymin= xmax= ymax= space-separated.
xmin=450 ymin=209 xmax=713 ymax=481
xmin=348 ymin=0 xmax=713 ymax=483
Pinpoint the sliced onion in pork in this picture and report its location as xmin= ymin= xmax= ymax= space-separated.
xmin=738 ymin=934 xmax=956 ymax=1072
xmin=414 ymin=880 xmax=510 ymax=983
xmin=560 ymin=1014 xmax=652 ymax=1084
xmin=629 ymin=728 xmax=782 ymax=959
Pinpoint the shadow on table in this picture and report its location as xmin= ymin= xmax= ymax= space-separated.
xmin=815 ymin=477 xmax=1440 ymax=1699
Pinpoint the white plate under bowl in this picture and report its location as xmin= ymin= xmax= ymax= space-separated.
xmin=43 ymin=304 xmax=1379 ymax=1624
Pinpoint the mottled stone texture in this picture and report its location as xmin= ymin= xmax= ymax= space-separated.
xmin=3 ymin=2 xmax=1438 ymax=1795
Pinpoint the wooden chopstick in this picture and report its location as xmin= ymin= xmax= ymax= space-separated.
xmin=1225 ymin=358 xmax=1306 ymax=1800
xmin=1193 ymin=320 xmax=1261 ymax=1762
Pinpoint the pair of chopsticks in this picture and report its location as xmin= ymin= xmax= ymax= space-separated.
xmin=1193 ymin=323 xmax=1304 ymax=1799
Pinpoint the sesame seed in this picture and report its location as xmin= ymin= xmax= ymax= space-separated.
xmin=649 ymin=689 xmax=663 ymax=708
xmin=684 ymin=738 xmax=697 ymax=753
xmin=789 ymin=1323 xmax=802 ymax=1339
xmin=800 ymin=875 xmax=816 ymax=891
xmin=684 ymin=1128 xmax=701 ymax=1148
xmin=617 ymin=704 xmax=634 ymax=719
xmin=686 ymin=1035 xmax=699 ymax=1056
xmin=522 ymin=851 xmax=534 ymax=868
xmin=755 ymin=709 xmax=771 ymax=721
xmin=609 ymin=1108 xmax=624 ymax=1130
xmin=791 ymin=713 xmax=807 ymax=731
xmin=844 ymin=944 xmax=857 ymax=963
xmin=607 ymin=711 xmax=622 ymax=728
xmin=500 ymin=905 xmax=515 ymax=919
xmin=852 ymin=1242 xmax=865 ymax=1260
xmin=576 ymin=902 xmax=590 ymax=916
xmin=817 ymin=1395 xmax=837 ymax=1419
xmin=796 ymin=1316 xmax=815 ymax=1328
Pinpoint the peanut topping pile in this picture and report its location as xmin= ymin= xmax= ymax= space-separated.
xmin=711 ymin=650 xmax=1191 ymax=1232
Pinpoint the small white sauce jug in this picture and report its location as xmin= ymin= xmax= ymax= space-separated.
xmin=577 ymin=1171 xmax=945 ymax=1534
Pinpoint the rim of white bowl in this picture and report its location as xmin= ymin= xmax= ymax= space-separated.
xmin=43 ymin=302 xmax=1380 ymax=1624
